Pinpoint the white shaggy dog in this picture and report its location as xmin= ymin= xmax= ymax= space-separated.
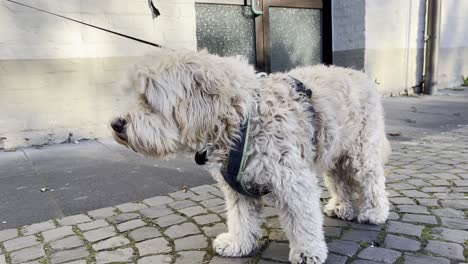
xmin=111 ymin=49 xmax=390 ymax=264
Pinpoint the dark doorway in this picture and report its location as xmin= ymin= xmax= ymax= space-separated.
xmin=195 ymin=0 xmax=332 ymax=73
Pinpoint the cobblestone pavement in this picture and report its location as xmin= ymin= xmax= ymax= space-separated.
xmin=1 ymin=128 xmax=467 ymax=264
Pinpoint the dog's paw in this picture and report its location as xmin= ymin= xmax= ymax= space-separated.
xmin=213 ymin=232 xmax=257 ymax=257
xmin=289 ymin=245 xmax=328 ymax=264
xmin=358 ymin=205 xmax=389 ymax=224
xmin=323 ymin=201 xmax=354 ymax=221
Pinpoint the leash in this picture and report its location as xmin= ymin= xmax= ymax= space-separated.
xmin=5 ymin=0 xmax=162 ymax=48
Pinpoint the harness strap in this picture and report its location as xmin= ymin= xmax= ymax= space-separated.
xmin=194 ymin=75 xmax=315 ymax=198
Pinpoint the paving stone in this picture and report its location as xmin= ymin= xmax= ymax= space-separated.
xmin=387 ymin=221 xmax=423 ymax=237
xmin=107 ymin=213 xmax=140 ymax=224
xmin=453 ymin=186 xmax=468 ymax=192
xmin=174 ymin=234 xmax=208 ymax=250
xmin=388 ymin=183 xmax=415 ymax=190
xmin=200 ymin=198 xmax=225 ymax=208
xmin=0 ymin=255 xmax=4 ymax=264
xmin=169 ymin=200 xmax=197 ymax=210
xmin=323 ymin=217 xmax=349 ymax=227
xmin=387 ymin=211 xmax=400 ymax=220
xmin=406 ymin=179 xmax=431 ymax=187
xmin=22 ymin=220 xmax=55 ymax=236
xmin=202 ymin=223 xmax=227 ymax=238
xmin=341 ymin=230 xmax=379 ymax=242
xmin=400 ymin=190 xmax=431 ymax=198
xmin=398 ymin=205 xmax=429 ymax=214
xmin=425 ymin=240 xmax=465 ymax=260
xmin=327 ymin=240 xmax=360 ymax=256
xmin=190 ymin=184 xmax=219 ymax=194
xmin=404 ymin=253 xmax=450 ymax=264
xmin=116 ymin=219 xmax=146 ymax=232
xmin=138 ymin=255 xmax=172 ymax=264
xmin=0 ymin=228 xmax=18 ymax=242
xmin=421 ymin=186 xmax=449 ymax=192
xmin=268 ymin=229 xmax=288 ymax=241
xmin=42 ymin=226 xmax=74 ymax=242
xmin=88 ymin=207 xmax=117 ymax=219
xmin=10 ymin=245 xmax=45 ymax=264
xmin=429 ymin=179 xmax=451 ymax=186
xmin=95 ymin=247 xmax=134 ymax=264
xmin=92 ymin=236 xmax=130 ymax=251
xmin=179 ymin=205 xmax=209 ymax=217
xmin=440 ymin=199 xmax=468 ymax=209
xmin=384 ymin=234 xmax=420 ymax=251
xmin=440 ymin=217 xmax=468 ymax=230
xmin=352 ymin=259 xmax=386 ymax=263
xmin=357 ymin=247 xmax=401 ymax=263
xmin=431 ymin=227 xmax=468 ymax=243
xmin=349 ymin=223 xmax=381 ymax=231
xmin=261 ymin=242 xmax=289 ymax=262
xmin=128 ymin=227 xmax=161 ymax=242
xmin=389 ymin=197 xmax=415 ymax=205
xmin=50 ymin=247 xmax=88 ymax=264
xmin=77 ymin=219 xmax=108 ymax=231
xmin=175 ymin=251 xmax=205 ymax=264
xmin=135 ymin=237 xmax=171 ymax=256
xmin=191 ymin=193 xmax=216 ymax=202
xmin=324 ymin=254 xmax=347 ymax=264
xmin=433 ymin=208 xmax=465 ymax=218
xmin=193 ymin=214 xmax=221 ymax=225
xmin=434 ymin=192 xmax=465 ymax=199
xmin=57 ymin=214 xmax=92 ymax=226
xmin=416 ymin=198 xmax=439 ymax=206
xmin=402 ymin=214 xmax=438 ymax=224
xmin=82 ymin=226 xmax=116 ymax=242
xmin=324 ymin=227 xmax=342 ymax=237
xmin=208 ymin=188 xmax=224 ymax=197
xmin=57 ymin=261 xmax=85 ymax=264
xmin=453 ymin=179 xmax=468 ymax=186
xmin=50 ymin=235 xmax=84 ymax=250
xmin=164 ymin=222 xmax=200 ymax=238
xmin=387 ymin=190 xmax=401 ymax=197
xmin=140 ymin=206 xmax=173 ymax=218
xmin=156 ymin=214 xmax=186 ymax=228
xmin=433 ymin=172 xmax=459 ymax=180
xmin=142 ymin=196 xmax=174 ymax=207
xmin=4 ymin=235 xmax=39 ymax=252
xmin=115 ymin=202 xmax=147 ymax=212
xmin=169 ymin=190 xmax=196 ymax=200
xmin=209 ymin=256 xmax=252 ymax=263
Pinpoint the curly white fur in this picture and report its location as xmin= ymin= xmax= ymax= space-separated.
xmin=111 ymin=49 xmax=390 ymax=264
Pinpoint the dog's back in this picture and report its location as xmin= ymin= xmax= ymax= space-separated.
xmin=288 ymin=65 xmax=390 ymax=167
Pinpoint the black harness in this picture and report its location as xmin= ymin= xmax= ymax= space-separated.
xmin=195 ymin=75 xmax=314 ymax=198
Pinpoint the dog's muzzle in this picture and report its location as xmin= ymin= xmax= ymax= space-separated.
xmin=111 ymin=117 xmax=128 ymax=142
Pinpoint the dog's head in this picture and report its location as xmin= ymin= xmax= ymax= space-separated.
xmin=111 ymin=49 xmax=255 ymax=158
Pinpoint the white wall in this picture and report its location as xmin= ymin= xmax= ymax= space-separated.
xmin=0 ymin=0 xmax=197 ymax=149
xmin=437 ymin=0 xmax=468 ymax=89
xmin=364 ymin=0 xmax=426 ymax=95
xmin=333 ymin=0 xmax=468 ymax=94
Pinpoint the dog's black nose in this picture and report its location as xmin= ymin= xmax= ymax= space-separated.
xmin=111 ymin=118 xmax=127 ymax=133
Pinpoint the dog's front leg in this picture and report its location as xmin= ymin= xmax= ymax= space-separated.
xmin=213 ymin=174 xmax=263 ymax=257
xmin=273 ymin=168 xmax=328 ymax=264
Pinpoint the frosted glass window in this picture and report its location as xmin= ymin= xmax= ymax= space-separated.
xmin=195 ymin=4 xmax=256 ymax=64
xmin=269 ymin=7 xmax=322 ymax=72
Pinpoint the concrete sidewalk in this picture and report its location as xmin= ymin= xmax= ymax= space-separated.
xmin=0 ymin=126 xmax=467 ymax=264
